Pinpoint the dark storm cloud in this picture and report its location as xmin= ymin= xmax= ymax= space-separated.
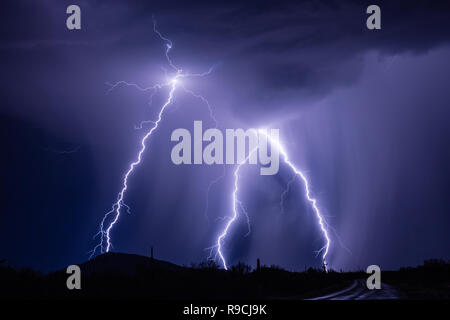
xmin=3 ymin=1 xmax=450 ymax=96
xmin=1 ymin=0 xmax=450 ymax=271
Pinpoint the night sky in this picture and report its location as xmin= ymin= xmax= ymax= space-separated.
xmin=1 ymin=0 xmax=450 ymax=273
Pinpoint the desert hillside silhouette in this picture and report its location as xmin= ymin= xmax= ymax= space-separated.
xmin=1 ymin=253 xmax=449 ymax=299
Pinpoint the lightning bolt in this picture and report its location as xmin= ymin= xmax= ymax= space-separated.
xmin=105 ymin=80 xmax=177 ymax=253
xmin=215 ymin=130 xmax=331 ymax=271
xmin=91 ymin=18 xmax=333 ymax=271
xmin=90 ymin=17 xmax=218 ymax=258
xmin=216 ymin=145 xmax=259 ymax=269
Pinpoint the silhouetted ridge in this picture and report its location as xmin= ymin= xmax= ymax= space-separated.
xmin=81 ymin=252 xmax=183 ymax=276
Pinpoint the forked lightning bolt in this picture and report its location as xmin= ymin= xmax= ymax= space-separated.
xmin=215 ymin=130 xmax=331 ymax=271
xmin=90 ymin=18 xmax=218 ymax=258
xmin=215 ymin=144 xmax=259 ymax=269
xmin=90 ymin=18 xmax=333 ymax=271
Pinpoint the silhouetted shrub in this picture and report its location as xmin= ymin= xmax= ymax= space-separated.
xmin=231 ymin=262 xmax=252 ymax=275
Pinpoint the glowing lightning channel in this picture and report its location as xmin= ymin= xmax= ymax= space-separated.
xmin=91 ymin=17 xmax=332 ymax=270
xmin=105 ymin=81 xmax=177 ymax=252
xmin=215 ymin=130 xmax=331 ymax=272
xmin=216 ymin=145 xmax=259 ymax=270
xmin=90 ymin=17 xmax=218 ymax=258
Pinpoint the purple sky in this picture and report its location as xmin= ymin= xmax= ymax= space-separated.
xmin=1 ymin=0 xmax=450 ymax=272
